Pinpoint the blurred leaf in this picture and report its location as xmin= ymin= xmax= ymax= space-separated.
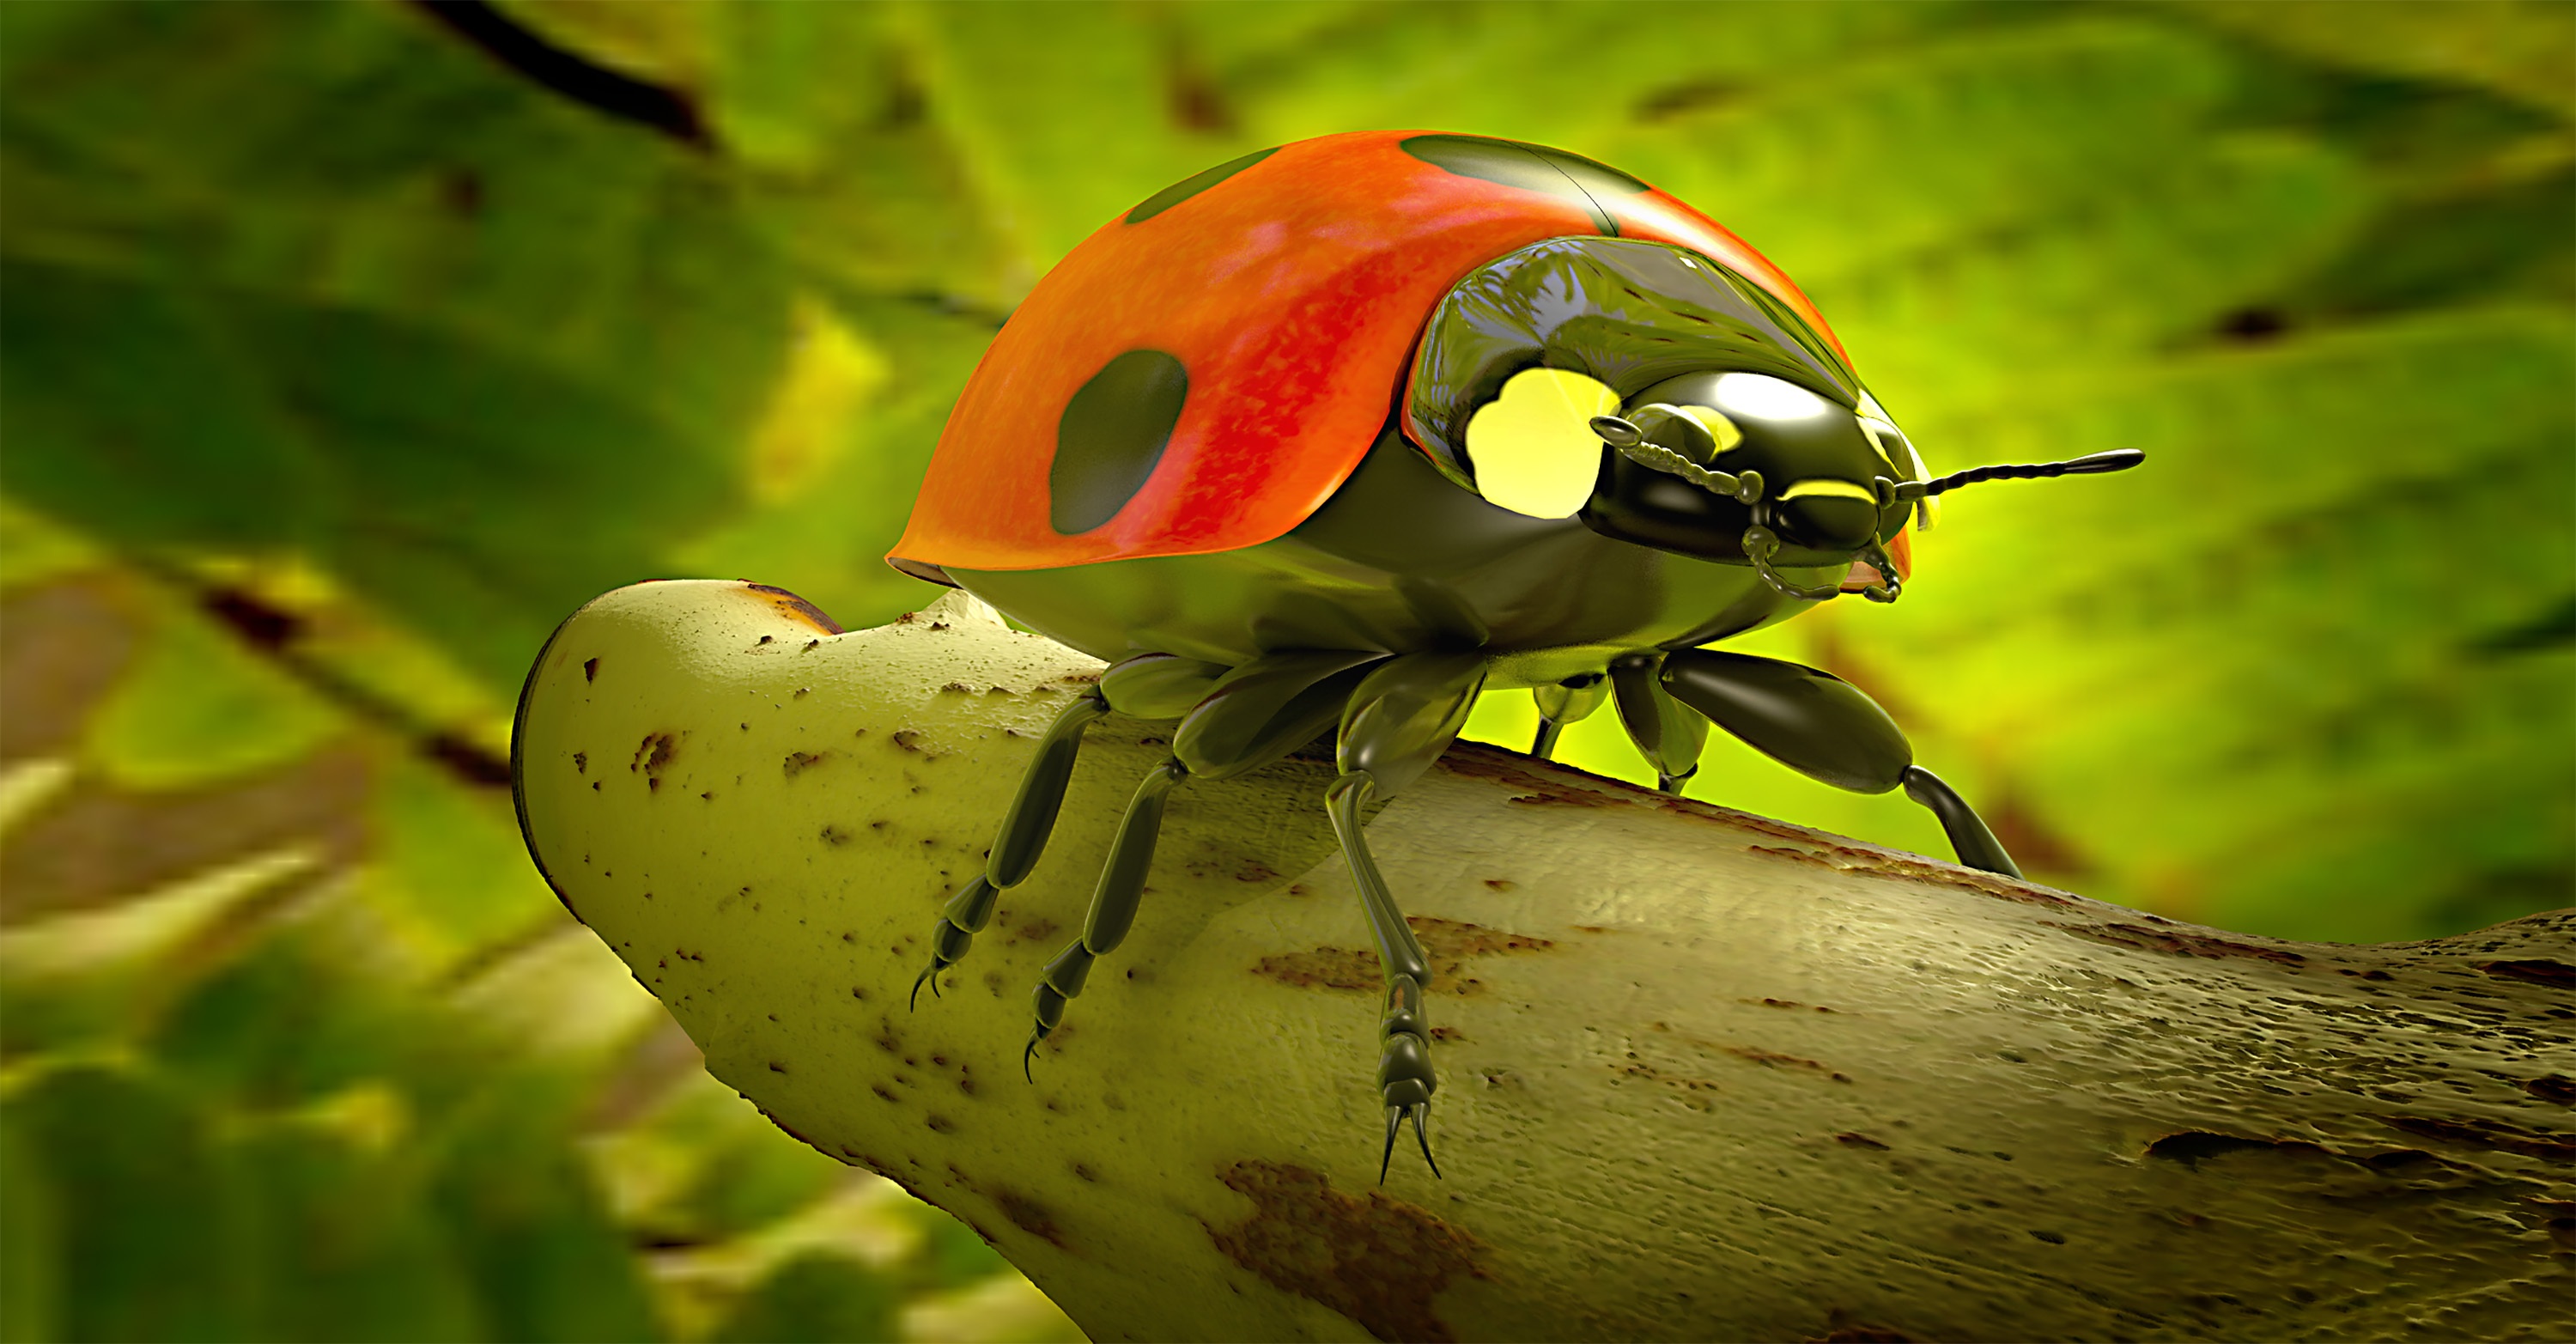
xmin=3 ymin=1064 xmax=263 ymax=1342
xmin=711 ymin=1250 xmax=899 ymax=1344
xmin=0 ymin=0 xmax=797 ymax=444
xmin=1220 ymin=0 xmax=1965 ymax=149
xmin=445 ymin=922 xmax=666 ymax=1076
xmin=433 ymin=1092 xmax=665 ymax=1344
xmin=370 ymin=756 xmax=562 ymax=965
xmin=900 ymin=0 xmax=1221 ymax=279
xmin=146 ymin=890 xmax=444 ymax=1113
xmin=2294 ymin=167 xmax=2576 ymax=317
xmin=900 ymin=1272 xmax=1088 ymax=1344
xmin=744 ymin=299 xmax=892 ymax=508
xmin=0 ymin=1110 xmax=58 ymax=1344
xmin=235 ymin=1110 xmax=488 ymax=1343
xmin=497 ymin=0 xmax=714 ymax=89
xmin=1823 ymin=131 xmax=2372 ymax=411
xmin=81 ymin=600 xmax=343 ymax=791
xmin=901 ymin=1202 xmax=1013 ymax=1295
xmin=0 ymin=846 xmax=320 ymax=1056
xmin=0 ymin=260 xmax=740 ymax=690
xmin=668 ymin=293 xmax=992 ymax=631
xmin=0 ymin=264 xmax=332 ymax=552
xmin=2170 ymin=0 xmax=2576 ymax=120
xmin=603 ymin=1071 xmax=855 ymax=1248
xmin=0 ymin=758 xmax=76 ymax=841
xmin=1615 ymin=20 xmax=2236 ymax=283
xmin=1870 ymin=307 xmax=2574 ymax=934
xmin=0 ymin=498 xmax=99 ymax=592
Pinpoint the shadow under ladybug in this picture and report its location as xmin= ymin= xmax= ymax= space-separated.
xmin=891 ymin=131 xmax=2141 ymax=1181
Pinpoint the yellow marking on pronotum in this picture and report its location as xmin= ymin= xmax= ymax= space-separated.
xmin=1464 ymin=368 xmax=1623 ymax=519
xmin=1778 ymin=478 xmax=1878 ymax=503
xmin=1856 ymin=417 xmax=1903 ymax=473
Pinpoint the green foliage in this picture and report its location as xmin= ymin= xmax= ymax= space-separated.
xmin=2 ymin=1 xmax=2567 ymax=1340
xmin=82 ymin=600 xmax=340 ymax=791
xmin=711 ymin=1251 xmax=898 ymax=1344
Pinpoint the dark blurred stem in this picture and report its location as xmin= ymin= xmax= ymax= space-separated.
xmin=127 ymin=554 xmax=514 ymax=792
xmin=410 ymin=0 xmax=710 ymax=148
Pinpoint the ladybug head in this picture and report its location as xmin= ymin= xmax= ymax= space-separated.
xmin=1458 ymin=366 xmax=2142 ymax=604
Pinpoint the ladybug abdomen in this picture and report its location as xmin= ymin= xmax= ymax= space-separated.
xmin=946 ymin=417 xmax=1827 ymax=684
xmin=894 ymin=131 xmax=1843 ymax=578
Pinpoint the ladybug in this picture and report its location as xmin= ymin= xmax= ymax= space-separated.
xmin=890 ymin=131 xmax=2139 ymax=1178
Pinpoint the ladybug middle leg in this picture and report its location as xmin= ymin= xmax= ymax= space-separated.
xmin=1612 ymin=653 xmax=1712 ymax=795
xmin=1528 ymin=672 xmax=1608 ymax=763
xmin=1021 ymin=650 xmax=1385 ymax=1079
xmin=1328 ymin=651 xmax=1488 ymax=1181
xmin=1658 ymin=648 xmax=2023 ymax=878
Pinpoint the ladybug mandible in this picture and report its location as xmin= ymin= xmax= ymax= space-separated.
xmin=890 ymin=131 xmax=2140 ymax=1178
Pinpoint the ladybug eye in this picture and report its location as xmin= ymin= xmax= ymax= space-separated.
xmin=1671 ymin=405 xmax=1746 ymax=458
xmin=1463 ymin=368 xmax=1622 ymax=519
xmin=1859 ymin=416 xmax=1939 ymax=532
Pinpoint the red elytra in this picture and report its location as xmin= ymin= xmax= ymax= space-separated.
xmin=891 ymin=129 xmax=1851 ymax=577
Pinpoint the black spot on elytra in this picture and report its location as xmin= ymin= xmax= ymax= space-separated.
xmin=1400 ymin=133 xmax=1647 ymax=237
xmin=1125 ymin=147 xmax=1279 ymax=224
xmin=1051 ymin=350 xmax=1188 ymax=534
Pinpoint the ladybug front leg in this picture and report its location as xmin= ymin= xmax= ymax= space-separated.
xmin=1658 ymin=648 xmax=2021 ymax=878
xmin=1612 ymin=653 xmax=1712 ymax=794
xmin=1331 ymin=652 xmax=1489 ymax=1181
xmin=910 ymin=686 xmax=1109 ymax=1008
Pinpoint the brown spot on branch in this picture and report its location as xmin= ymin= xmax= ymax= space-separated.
xmin=1206 ymin=1161 xmax=1483 ymax=1344
xmin=631 ymin=732 xmax=678 ymax=781
xmin=1252 ymin=916 xmax=1556 ymax=994
xmin=744 ymin=583 xmax=844 ymax=634
xmin=996 ymin=1189 xmax=1069 ymax=1250
xmin=2043 ymin=921 xmax=2305 ymax=966
xmin=2382 ymin=1115 xmax=2576 ymax=1162
xmin=2476 ymin=958 xmax=2573 ymax=989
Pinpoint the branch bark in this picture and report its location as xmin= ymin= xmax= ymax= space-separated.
xmin=513 ymin=581 xmax=2575 ymax=1343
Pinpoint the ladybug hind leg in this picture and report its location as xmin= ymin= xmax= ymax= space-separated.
xmin=1330 ymin=653 xmax=1490 ymax=1182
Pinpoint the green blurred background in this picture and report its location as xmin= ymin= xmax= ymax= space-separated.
xmin=2 ymin=2 xmax=2567 ymax=1340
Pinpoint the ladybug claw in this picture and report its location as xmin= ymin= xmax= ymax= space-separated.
xmin=908 ymin=962 xmax=941 ymax=1011
xmin=1379 ymin=1102 xmax=1438 ymax=1183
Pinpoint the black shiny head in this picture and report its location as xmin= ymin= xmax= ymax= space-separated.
xmin=1578 ymin=371 xmax=2142 ymax=604
xmin=1580 ymin=371 xmax=1917 ymax=599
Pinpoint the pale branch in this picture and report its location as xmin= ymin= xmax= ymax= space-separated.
xmin=513 ymin=581 xmax=2575 ymax=1343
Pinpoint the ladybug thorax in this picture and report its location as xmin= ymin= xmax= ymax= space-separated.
xmin=1401 ymin=236 xmax=1924 ymax=581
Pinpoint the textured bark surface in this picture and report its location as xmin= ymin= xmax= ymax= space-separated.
xmin=514 ymin=581 xmax=2576 ymax=1343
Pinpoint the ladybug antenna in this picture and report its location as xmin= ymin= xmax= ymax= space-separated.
xmin=1590 ymin=415 xmax=1765 ymax=505
xmin=1894 ymin=448 xmax=2144 ymax=501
